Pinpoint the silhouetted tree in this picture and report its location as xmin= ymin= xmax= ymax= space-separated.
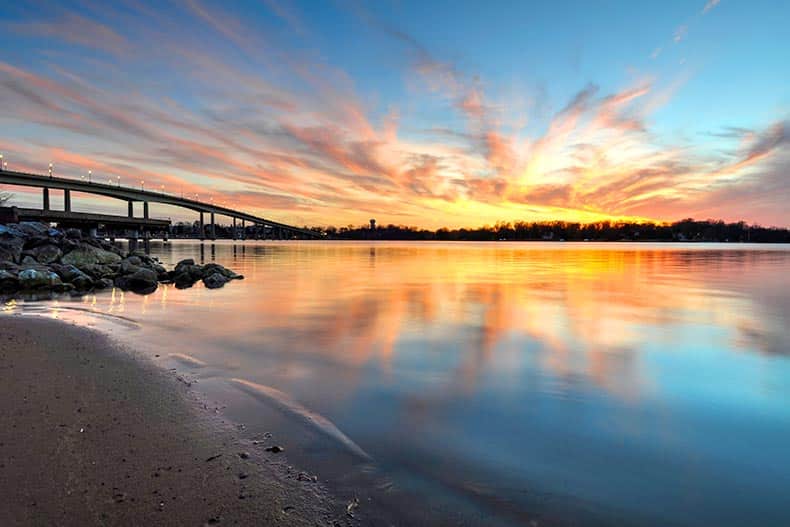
xmin=311 ymin=219 xmax=789 ymax=243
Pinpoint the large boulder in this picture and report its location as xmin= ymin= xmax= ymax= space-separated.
xmin=202 ymin=272 xmax=229 ymax=289
xmin=94 ymin=278 xmax=114 ymax=290
xmin=0 ymin=236 xmax=24 ymax=263
xmin=52 ymin=264 xmax=84 ymax=282
xmin=116 ymin=267 xmax=158 ymax=294
xmin=0 ymin=270 xmax=19 ymax=293
xmin=18 ymin=269 xmax=63 ymax=290
xmin=64 ymin=228 xmax=83 ymax=240
xmin=203 ymin=263 xmax=244 ymax=280
xmin=173 ymin=272 xmax=196 ymax=289
xmin=31 ymin=244 xmax=62 ymax=264
xmin=15 ymin=222 xmax=50 ymax=237
xmin=62 ymin=244 xmax=122 ymax=267
xmin=119 ymin=259 xmax=142 ymax=275
xmin=60 ymin=265 xmax=94 ymax=291
xmin=78 ymin=263 xmax=116 ymax=279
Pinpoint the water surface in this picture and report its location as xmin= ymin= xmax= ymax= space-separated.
xmin=6 ymin=241 xmax=790 ymax=526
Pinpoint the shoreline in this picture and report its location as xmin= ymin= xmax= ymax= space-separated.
xmin=0 ymin=314 xmax=345 ymax=526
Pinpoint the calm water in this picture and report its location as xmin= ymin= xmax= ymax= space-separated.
xmin=6 ymin=241 xmax=790 ymax=526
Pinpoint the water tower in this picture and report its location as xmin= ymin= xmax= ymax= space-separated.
xmin=370 ymin=218 xmax=376 ymax=230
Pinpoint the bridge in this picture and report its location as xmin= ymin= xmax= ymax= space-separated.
xmin=0 ymin=168 xmax=320 ymax=240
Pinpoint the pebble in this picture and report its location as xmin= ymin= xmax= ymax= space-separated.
xmin=264 ymin=445 xmax=283 ymax=453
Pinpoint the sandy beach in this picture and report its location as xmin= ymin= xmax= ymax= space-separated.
xmin=0 ymin=315 xmax=342 ymax=526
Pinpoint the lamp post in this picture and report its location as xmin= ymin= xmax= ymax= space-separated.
xmin=161 ymin=184 xmax=165 ymax=194
xmin=141 ymin=180 xmax=145 ymax=191
xmin=0 ymin=154 xmax=3 ymax=171
xmin=49 ymin=163 xmax=53 ymax=178
xmin=88 ymin=170 xmax=92 ymax=183
xmin=117 ymin=175 xmax=120 ymax=187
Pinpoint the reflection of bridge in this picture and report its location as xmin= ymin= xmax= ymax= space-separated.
xmin=0 ymin=169 xmax=320 ymax=240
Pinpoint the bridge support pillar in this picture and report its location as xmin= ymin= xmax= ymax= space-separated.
xmin=199 ymin=211 xmax=205 ymax=241
xmin=210 ymin=212 xmax=216 ymax=240
xmin=64 ymin=189 xmax=71 ymax=212
xmin=232 ymin=217 xmax=237 ymax=239
xmin=143 ymin=201 xmax=149 ymax=219
xmin=43 ymin=188 xmax=50 ymax=210
xmin=241 ymin=219 xmax=246 ymax=239
xmin=128 ymin=200 xmax=134 ymax=218
xmin=129 ymin=231 xmax=139 ymax=252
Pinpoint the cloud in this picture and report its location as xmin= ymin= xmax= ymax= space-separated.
xmin=702 ymin=0 xmax=721 ymax=14
xmin=0 ymin=2 xmax=786 ymax=228
xmin=674 ymin=25 xmax=688 ymax=43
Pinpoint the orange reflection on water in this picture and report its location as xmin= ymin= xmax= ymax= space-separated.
xmin=11 ymin=242 xmax=787 ymax=402
xmin=251 ymin=245 xmax=782 ymax=398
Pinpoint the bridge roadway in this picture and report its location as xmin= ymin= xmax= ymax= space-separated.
xmin=0 ymin=168 xmax=320 ymax=238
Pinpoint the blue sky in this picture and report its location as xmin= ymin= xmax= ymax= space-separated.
xmin=0 ymin=0 xmax=788 ymax=226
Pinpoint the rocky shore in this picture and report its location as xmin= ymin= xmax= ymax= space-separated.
xmin=0 ymin=222 xmax=243 ymax=296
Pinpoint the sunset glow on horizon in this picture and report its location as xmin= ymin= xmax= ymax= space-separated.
xmin=0 ymin=1 xmax=788 ymax=228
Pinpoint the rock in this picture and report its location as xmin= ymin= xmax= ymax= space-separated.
xmin=203 ymin=272 xmax=229 ymax=289
xmin=0 ymin=236 xmax=24 ymax=263
xmin=238 ymin=452 xmax=250 ymax=459
xmin=64 ymin=228 xmax=83 ymax=239
xmin=18 ymin=269 xmax=63 ymax=290
xmin=119 ymin=259 xmax=142 ymax=275
xmin=31 ymin=244 xmax=62 ymax=264
xmin=0 ymin=261 xmax=20 ymax=273
xmin=52 ymin=264 xmax=84 ymax=282
xmin=173 ymin=272 xmax=196 ymax=289
xmin=15 ymin=222 xmax=50 ymax=237
xmin=264 ymin=445 xmax=283 ymax=453
xmin=116 ymin=268 xmax=158 ymax=294
xmin=152 ymin=263 xmax=168 ymax=279
xmin=62 ymin=244 xmax=122 ymax=266
xmin=23 ymin=234 xmax=57 ymax=250
xmin=0 ymin=270 xmax=19 ymax=293
xmin=79 ymin=263 xmax=115 ymax=279
xmin=175 ymin=258 xmax=195 ymax=272
xmin=124 ymin=255 xmax=142 ymax=266
xmin=21 ymin=255 xmax=38 ymax=266
xmin=70 ymin=272 xmax=94 ymax=291
xmin=94 ymin=278 xmax=114 ymax=289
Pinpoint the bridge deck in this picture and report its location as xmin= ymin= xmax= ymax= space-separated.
xmin=15 ymin=207 xmax=170 ymax=228
xmin=0 ymin=169 xmax=319 ymax=237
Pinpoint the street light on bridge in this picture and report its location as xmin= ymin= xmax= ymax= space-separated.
xmin=48 ymin=163 xmax=53 ymax=178
xmin=0 ymin=154 xmax=3 ymax=171
xmin=117 ymin=175 xmax=120 ymax=187
xmin=141 ymin=180 xmax=145 ymax=191
xmin=88 ymin=170 xmax=92 ymax=183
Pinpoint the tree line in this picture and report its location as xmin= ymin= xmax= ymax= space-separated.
xmin=310 ymin=219 xmax=790 ymax=243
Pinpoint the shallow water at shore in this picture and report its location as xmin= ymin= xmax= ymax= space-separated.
xmin=5 ymin=241 xmax=790 ymax=526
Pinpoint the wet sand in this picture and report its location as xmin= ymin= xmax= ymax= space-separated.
xmin=0 ymin=315 xmax=343 ymax=526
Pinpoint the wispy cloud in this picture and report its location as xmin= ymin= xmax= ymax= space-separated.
xmin=702 ymin=0 xmax=721 ymax=15
xmin=674 ymin=25 xmax=688 ymax=43
xmin=0 ymin=1 xmax=786 ymax=228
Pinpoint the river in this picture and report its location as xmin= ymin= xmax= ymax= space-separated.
xmin=6 ymin=241 xmax=790 ymax=526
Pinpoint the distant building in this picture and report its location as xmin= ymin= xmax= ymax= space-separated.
xmin=370 ymin=218 xmax=376 ymax=230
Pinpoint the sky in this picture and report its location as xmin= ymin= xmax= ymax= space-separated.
xmin=0 ymin=0 xmax=788 ymax=228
